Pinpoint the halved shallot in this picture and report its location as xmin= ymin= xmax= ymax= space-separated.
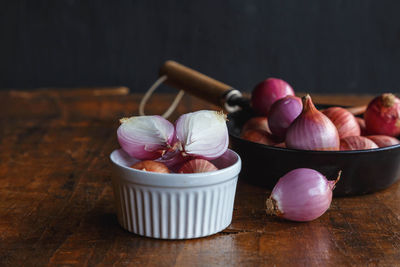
xmin=117 ymin=115 xmax=175 ymax=160
xmin=175 ymin=110 xmax=229 ymax=160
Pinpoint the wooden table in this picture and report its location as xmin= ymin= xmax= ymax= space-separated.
xmin=1 ymin=88 xmax=400 ymax=266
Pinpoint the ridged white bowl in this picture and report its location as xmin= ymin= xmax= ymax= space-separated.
xmin=110 ymin=149 xmax=241 ymax=239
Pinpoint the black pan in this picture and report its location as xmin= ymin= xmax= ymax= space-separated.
xmin=159 ymin=61 xmax=400 ymax=196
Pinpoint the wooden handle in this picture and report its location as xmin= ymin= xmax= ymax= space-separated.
xmin=159 ymin=60 xmax=233 ymax=107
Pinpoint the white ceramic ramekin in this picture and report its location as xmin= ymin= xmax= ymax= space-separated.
xmin=110 ymin=148 xmax=241 ymax=239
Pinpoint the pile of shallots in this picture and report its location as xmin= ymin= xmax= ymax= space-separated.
xmin=243 ymin=78 xmax=400 ymax=150
xmin=117 ymin=110 xmax=229 ymax=174
xmin=247 ymin=78 xmax=400 ymax=223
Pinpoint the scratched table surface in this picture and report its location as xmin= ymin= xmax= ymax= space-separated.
xmin=1 ymin=87 xmax=400 ymax=266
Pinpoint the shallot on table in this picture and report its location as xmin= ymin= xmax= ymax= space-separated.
xmin=266 ymin=168 xmax=341 ymax=222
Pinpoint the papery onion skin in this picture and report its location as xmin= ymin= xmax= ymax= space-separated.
xmin=178 ymin=159 xmax=218 ymax=173
xmin=175 ymin=110 xmax=229 ymax=160
xmin=242 ymin=117 xmax=271 ymax=134
xmin=266 ymin=168 xmax=340 ymax=222
xmin=268 ymin=95 xmax=302 ymax=139
xmin=322 ymin=107 xmax=361 ymax=138
xmin=241 ymin=129 xmax=277 ymax=146
xmin=340 ymin=136 xmax=378 ymax=150
xmin=366 ymin=135 xmax=400 ymax=148
xmin=285 ymin=95 xmax=340 ymax=151
xmin=251 ymin=78 xmax=295 ymax=116
xmin=131 ymin=160 xmax=170 ymax=173
xmin=364 ymin=93 xmax=400 ymax=137
xmin=117 ymin=115 xmax=175 ymax=160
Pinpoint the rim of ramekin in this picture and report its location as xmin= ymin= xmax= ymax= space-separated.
xmin=110 ymin=149 xmax=242 ymax=188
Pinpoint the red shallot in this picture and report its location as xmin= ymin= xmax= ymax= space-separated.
xmin=268 ymin=95 xmax=302 ymax=140
xmin=242 ymin=117 xmax=271 ymax=134
xmin=131 ymin=160 xmax=170 ymax=173
xmin=266 ymin=168 xmax=341 ymax=222
xmin=340 ymin=136 xmax=378 ymax=150
xmin=241 ymin=129 xmax=277 ymax=146
xmin=117 ymin=115 xmax=175 ymax=160
xmin=322 ymin=107 xmax=360 ymax=138
xmin=178 ymin=159 xmax=218 ymax=173
xmin=356 ymin=117 xmax=367 ymax=136
xmin=366 ymin=135 xmax=400 ymax=148
xmin=285 ymin=95 xmax=340 ymax=151
xmin=364 ymin=93 xmax=400 ymax=136
xmin=175 ymin=110 xmax=229 ymax=160
xmin=251 ymin=78 xmax=295 ymax=116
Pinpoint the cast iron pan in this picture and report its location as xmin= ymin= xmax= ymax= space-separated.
xmin=159 ymin=61 xmax=400 ymax=196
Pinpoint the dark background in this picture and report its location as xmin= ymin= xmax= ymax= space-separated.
xmin=1 ymin=0 xmax=400 ymax=94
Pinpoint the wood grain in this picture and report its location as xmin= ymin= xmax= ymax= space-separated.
xmin=1 ymin=89 xmax=399 ymax=266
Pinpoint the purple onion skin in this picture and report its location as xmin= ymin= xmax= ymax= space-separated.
xmin=268 ymin=95 xmax=302 ymax=140
xmin=251 ymin=78 xmax=295 ymax=116
xmin=267 ymin=168 xmax=337 ymax=222
xmin=117 ymin=115 xmax=175 ymax=160
xmin=285 ymin=95 xmax=340 ymax=151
